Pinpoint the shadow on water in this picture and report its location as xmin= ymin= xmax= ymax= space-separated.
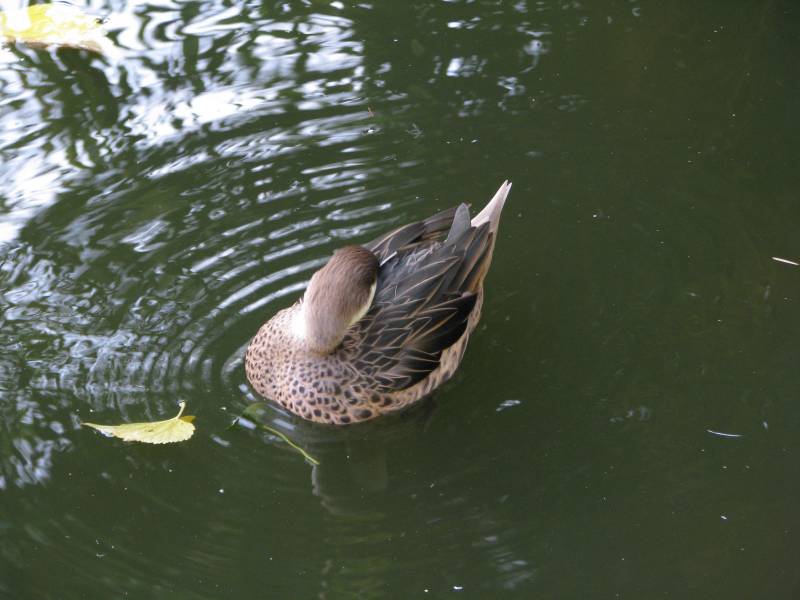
xmin=228 ymin=394 xmax=537 ymax=596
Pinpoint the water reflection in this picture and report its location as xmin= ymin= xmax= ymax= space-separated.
xmin=239 ymin=401 xmax=536 ymax=596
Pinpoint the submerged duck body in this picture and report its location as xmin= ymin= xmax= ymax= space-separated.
xmin=245 ymin=181 xmax=511 ymax=425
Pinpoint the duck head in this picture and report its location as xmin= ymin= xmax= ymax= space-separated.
xmin=296 ymin=245 xmax=379 ymax=354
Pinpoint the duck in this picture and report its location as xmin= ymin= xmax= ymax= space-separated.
xmin=245 ymin=180 xmax=512 ymax=425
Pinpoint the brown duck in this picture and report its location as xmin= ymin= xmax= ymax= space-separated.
xmin=245 ymin=181 xmax=511 ymax=425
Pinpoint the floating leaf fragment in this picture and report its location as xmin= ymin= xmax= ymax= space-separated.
xmin=83 ymin=401 xmax=196 ymax=444
xmin=0 ymin=3 xmax=110 ymax=53
xmin=706 ymin=429 xmax=742 ymax=439
xmin=772 ymin=256 xmax=799 ymax=266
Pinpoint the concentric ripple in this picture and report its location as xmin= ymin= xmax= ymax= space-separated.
xmin=0 ymin=0 xmax=432 ymax=494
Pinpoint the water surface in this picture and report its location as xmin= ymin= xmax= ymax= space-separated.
xmin=2 ymin=0 xmax=800 ymax=597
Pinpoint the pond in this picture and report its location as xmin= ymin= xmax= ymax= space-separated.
xmin=2 ymin=0 xmax=800 ymax=597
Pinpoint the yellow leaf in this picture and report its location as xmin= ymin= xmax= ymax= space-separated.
xmin=0 ymin=4 xmax=110 ymax=53
xmin=83 ymin=401 xmax=196 ymax=444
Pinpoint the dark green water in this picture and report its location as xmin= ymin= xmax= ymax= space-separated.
xmin=2 ymin=0 xmax=800 ymax=597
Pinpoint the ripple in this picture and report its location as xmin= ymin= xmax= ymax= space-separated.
xmin=0 ymin=32 xmax=421 ymax=495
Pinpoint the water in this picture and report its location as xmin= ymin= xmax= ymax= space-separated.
xmin=2 ymin=0 xmax=800 ymax=597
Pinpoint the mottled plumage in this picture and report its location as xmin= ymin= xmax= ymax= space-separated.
xmin=245 ymin=181 xmax=511 ymax=424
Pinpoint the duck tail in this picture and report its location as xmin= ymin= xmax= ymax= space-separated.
xmin=471 ymin=180 xmax=511 ymax=233
xmin=455 ymin=181 xmax=511 ymax=294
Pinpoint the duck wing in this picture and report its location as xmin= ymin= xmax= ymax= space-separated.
xmin=363 ymin=205 xmax=460 ymax=261
xmin=342 ymin=207 xmax=494 ymax=392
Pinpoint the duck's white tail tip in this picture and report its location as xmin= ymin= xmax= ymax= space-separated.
xmin=472 ymin=180 xmax=512 ymax=231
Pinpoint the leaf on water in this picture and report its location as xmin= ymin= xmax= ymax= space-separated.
xmin=234 ymin=402 xmax=320 ymax=465
xmin=0 ymin=4 xmax=110 ymax=53
xmin=83 ymin=401 xmax=196 ymax=444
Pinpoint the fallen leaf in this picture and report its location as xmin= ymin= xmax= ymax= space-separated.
xmin=83 ymin=401 xmax=196 ymax=444
xmin=0 ymin=3 xmax=110 ymax=53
